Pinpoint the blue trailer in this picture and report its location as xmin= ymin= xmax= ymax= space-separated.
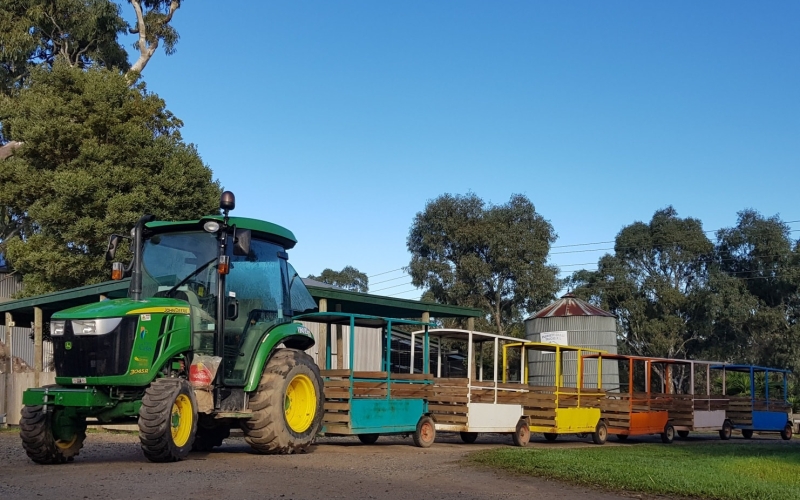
xmin=713 ymin=364 xmax=793 ymax=440
xmin=294 ymin=312 xmax=437 ymax=447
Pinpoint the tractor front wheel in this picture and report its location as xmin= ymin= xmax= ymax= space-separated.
xmin=543 ymin=433 xmax=559 ymax=442
xmin=781 ymin=423 xmax=793 ymax=441
xmin=138 ymin=378 xmax=198 ymax=462
xmin=741 ymin=429 xmax=753 ymax=439
xmin=244 ymin=349 xmax=323 ymax=454
xmin=20 ymin=405 xmax=86 ymax=464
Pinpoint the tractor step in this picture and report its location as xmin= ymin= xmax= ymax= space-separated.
xmin=214 ymin=411 xmax=253 ymax=419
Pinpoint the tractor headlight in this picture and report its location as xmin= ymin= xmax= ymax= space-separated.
xmin=203 ymin=220 xmax=220 ymax=233
xmin=71 ymin=318 xmax=123 ymax=336
xmin=50 ymin=320 xmax=66 ymax=336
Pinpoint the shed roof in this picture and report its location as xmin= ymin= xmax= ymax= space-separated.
xmin=527 ymin=293 xmax=615 ymax=320
xmin=0 ymin=279 xmax=481 ymax=325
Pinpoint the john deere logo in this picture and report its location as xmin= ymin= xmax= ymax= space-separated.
xmin=134 ymin=356 xmax=148 ymax=365
xmin=64 ymin=341 xmax=72 ymax=350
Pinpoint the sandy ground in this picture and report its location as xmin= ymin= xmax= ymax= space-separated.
xmin=0 ymin=429 xmax=658 ymax=500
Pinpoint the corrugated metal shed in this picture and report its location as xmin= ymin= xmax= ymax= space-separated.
xmin=526 ymin=294 xmax=619 ymax=390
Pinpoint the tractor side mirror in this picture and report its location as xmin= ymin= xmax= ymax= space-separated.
xmin=105 ymin=234 xmax=123 ymax=261
xmin=225 ymin=296 xmax=239 ymax=321
xmin=233 ymin=229 xmax=251 ymax=256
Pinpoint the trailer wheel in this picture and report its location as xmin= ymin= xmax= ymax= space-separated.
xmin=460 ymin=432 xmax=478 ymax=444
xmin=719 ymin=421 xmax=733 ymax=440
xmin=139 ymin=378 xmax=198 ymax=462
xmin=512 ymin=420 xmax=530 ymax=447
xmin=20 ymin=405 xmax=86 ymax=465
xmin=244 ymin=349 xmax=323 ymax=454
xmin=661 ymin=424 xmax=675 ymax=444
xmin=614 ymin=434 xmax=629 ymax=442
xmin=781 ymin=423 xmax=793 ymax=441
xmin=741 ymin=429 xmax=753 ymax=439
xmin=358 ymin=433 xmax=380 ymax=445
xmin=677 ymin=430 xmax=690 ymax=439
xmin=413 ymin=415 xmax=436 ymax=448
xmin=592 ymin=420 xmax=608 ymax=445
xmin=543 ymin=433 xmax=559 ymax=442
xmin=192 ymin=419 xmax=230 ymax=452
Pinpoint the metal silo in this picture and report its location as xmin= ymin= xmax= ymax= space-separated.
xmin=525 ymin=293 xmax=619 ymax=390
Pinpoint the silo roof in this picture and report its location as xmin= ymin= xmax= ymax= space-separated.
xmin=529 ymin=293 xmax=615 ymax=319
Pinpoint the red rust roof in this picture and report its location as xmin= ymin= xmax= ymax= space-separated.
xmin=530 ymin=293 xmax=615 ymax=319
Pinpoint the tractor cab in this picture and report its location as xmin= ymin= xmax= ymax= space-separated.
xmin=134 ymin=219 xmax=316 ymax=385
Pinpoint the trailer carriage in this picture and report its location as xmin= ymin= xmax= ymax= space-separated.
xmin=712 ymin=364 xmax=793 ymax=440
xmin=408 ymin=328 xmax=534 ymax=446
xmin=296 ymin=312 xmax=437 ymax=447
xmin=582 ymin=353 xmax=675 ymax=443
xmin=502 ymin=342 xmax=609 ymax=444
xmin=642 ymin=358 xmax=731 ymax=439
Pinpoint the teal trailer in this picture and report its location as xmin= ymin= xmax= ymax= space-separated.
xmin=294 ymin=312 xmax=437 ymax=447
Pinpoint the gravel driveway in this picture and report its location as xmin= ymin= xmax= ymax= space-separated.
xmin=0 ymin=430 xmax=640 ymax=500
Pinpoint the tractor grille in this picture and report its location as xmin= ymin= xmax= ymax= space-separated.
xmin=53 ymin=317 xmax=138 ymax=377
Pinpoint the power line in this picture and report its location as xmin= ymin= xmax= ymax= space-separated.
xmin=370 ymin=273 xmax=410 ymax=286
xmin=371 ymin=280 xmax=414 ymax=293
xmin=367 ymin=267 xmax=405 ymax=278
xmin=364 ymin=221 xmax=800 ymax=280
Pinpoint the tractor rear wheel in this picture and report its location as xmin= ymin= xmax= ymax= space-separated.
xmin=138 ymin=378 xmax=198 ymax=462
xmin=460 ymin=432 xmax=478 ymax=444
xmin=244 ymin=349 xmax=323 ymax=454
xmin=20 ymin=405 xmax=86 ymax=464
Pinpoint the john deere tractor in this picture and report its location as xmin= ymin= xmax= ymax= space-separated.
xmin=20 ymin=192 xmax=324 ymax=463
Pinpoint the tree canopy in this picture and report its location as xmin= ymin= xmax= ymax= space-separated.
xmin=568 ymin=207 xmax=800 ymax=393
xmin=307 ymin=266 xmax=369 ymax=293
xmin=0 ymin=63 xmax=219 ymax=295
xmin=0 ymin=0 xmax=206 ymax=296
xmin=407 ymin=193 xmax=559 ymax=336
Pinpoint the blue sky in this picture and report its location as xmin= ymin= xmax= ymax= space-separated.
xmin=121 ymin=1 xmax=799 ymax=300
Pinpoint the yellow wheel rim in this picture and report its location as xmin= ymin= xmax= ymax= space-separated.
xmin=171 ymin=394 xmax=193 ymax=447
xmin=285 ymin=374 xmax=317 ymax=433
xmin=55 ymin=435 xmax=78 ymax=450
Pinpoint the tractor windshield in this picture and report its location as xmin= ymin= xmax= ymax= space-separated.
xmin=139 ymin=231 xmax=221 ymax=335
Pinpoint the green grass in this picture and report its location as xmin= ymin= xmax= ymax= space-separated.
xmin=469 ymin=442 xmax=800 ymax=500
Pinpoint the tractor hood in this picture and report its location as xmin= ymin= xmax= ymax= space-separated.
xmin=51 ymin=298 xmax=190 ymax=320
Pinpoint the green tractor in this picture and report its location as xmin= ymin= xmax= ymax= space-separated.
xmin=20 ymin=192 xmax=324 ymax=463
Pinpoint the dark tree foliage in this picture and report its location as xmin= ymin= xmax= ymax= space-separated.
xmin=307 ymin=266 xmax=369 ymax=293
xmin=407 ymin=193 xmax=559 ymax=337
xmin=0 ymin=63 xmax=220 ymax=295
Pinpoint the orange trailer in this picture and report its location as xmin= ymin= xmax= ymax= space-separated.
xmin=583 ymin=353 xmax=674 ymax=443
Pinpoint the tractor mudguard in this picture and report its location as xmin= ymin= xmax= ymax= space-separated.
xmin=243 ymin=323 xmax=316 ymax=392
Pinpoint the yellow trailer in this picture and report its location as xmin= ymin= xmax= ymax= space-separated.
xmin=503 ymin=342 xmax=608 ymax=444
